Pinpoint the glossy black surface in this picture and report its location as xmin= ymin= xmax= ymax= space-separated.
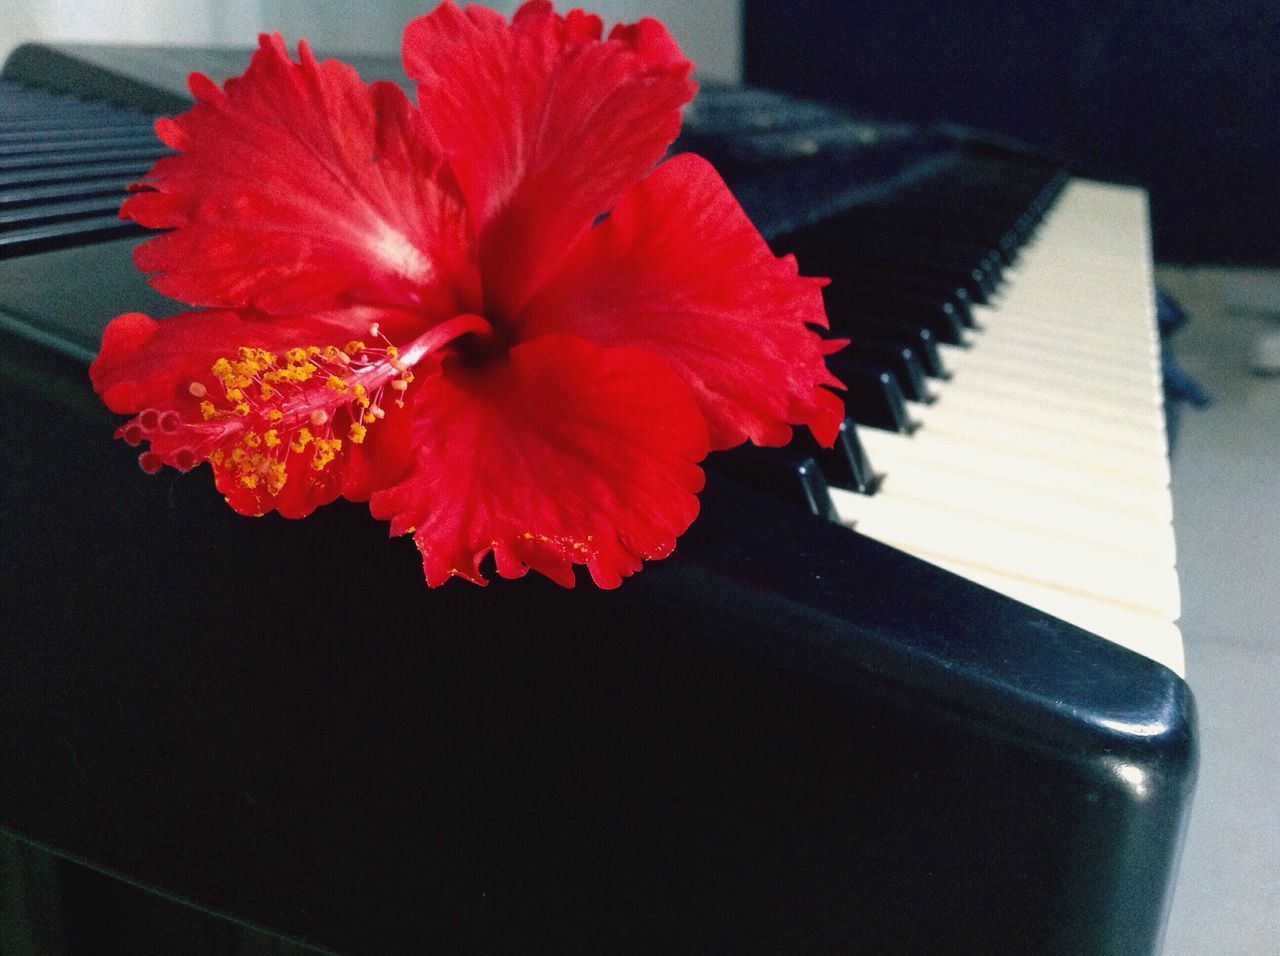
xmin=1 ymin=328 xmax=1197 ymax=953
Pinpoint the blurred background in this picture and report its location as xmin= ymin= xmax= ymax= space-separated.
xmin=0 ymin=0 xmax=743 ymax=85
xmin=2 ymin=2 xmax=1276 ymax=953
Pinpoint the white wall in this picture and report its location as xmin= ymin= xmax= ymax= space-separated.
xmin=486 ymin=0 xmax=741 ymax=81
xmin=2 ymin=0 xmax=741 ymax=81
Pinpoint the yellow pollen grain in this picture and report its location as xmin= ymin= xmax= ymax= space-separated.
xmin=240 ymin=473 xmax=259 ymax=489
xmin=267 ymin=460 xmax=287 ymax=495
xmin=199 ymin=400 xmax=217 ymax=420
xmin=259 ymin=383 xmax=276 ymax=400
xmin=268 ymin=409 xmax=283 ymax=423
xmin=363 ymin=412 xmax=376 ymax=424
xmin=344 ymin=340 xmax=366 ymax=356
xmin=285 ymin=347 xmax=308 ymax=364
xmin=244 ymin=432 xmax=261 ymax=448
xmin=263 ymin=429 xmax=281 ymax=448
xmin=234 ymin=402 xmax=251 ymax=416
xmin=325 ymin=375 xmax=348 ymax=393
xmin=290 ymin=427 xmax=313 ymax=453
xmin=310 ymin=437 xmax=342 ymax=471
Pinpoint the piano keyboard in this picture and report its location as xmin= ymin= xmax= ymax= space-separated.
xmin=785 ymin=172 xmax=1184 ymax=676
xmin=0 ymin=56 xmax=1197 ymax=954
xmin=0 ymin=69 xmax=1184 ymax=675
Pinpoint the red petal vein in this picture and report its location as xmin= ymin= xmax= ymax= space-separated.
xmin=125 ymin=34 xmax=476 ymax=317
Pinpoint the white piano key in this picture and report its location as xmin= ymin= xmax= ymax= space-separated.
xmin=831 ymin=489 xmax=1180 ymax=619
xmin=859 ymin=427 xmax=1174 ymax=523
xmin=925 ymin=378 xmax=1166 ymax=443
xmin=909 ymin=403 xmax=1171 ymax=485
xmin=859 ymin=465 xmax=1177 ymax=565
xmin=942 ymin=344 xmax=1161 ymax=401
xmin=844 ymin=177 xmax=1181 ymax=674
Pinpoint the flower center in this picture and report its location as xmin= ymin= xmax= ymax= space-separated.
xmin=120 ymin=314 xmax=492 ymax=493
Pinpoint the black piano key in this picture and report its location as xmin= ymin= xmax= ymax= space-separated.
xmin=826 ymin=357 xmax=916 ymax=433
xmin=786 ymin=258 xmax=977 ymax=324
xmin=812 ymin=204 xmax=1018 ymax=259
xmin=0 ymin=214 xmax=146 ymax=258
xmin=834 ymin=336 xmax=932 ymax=402
xmin=788 ymin=232 xmax=997 ymax=297
xmin=825 ymin=296 xmax=967 ymax=347
xmin=836 ymin=316 xmax=949 ymax=378
xmin=0 ymin=146 xmax=166 ymax=172
xmin=0 ymin=175 xmax=132 ymax=207
xmin=791 ymin=418 xmax=879 ymax=495
xmin=809 ymin=222 xmax=1004 ymax=269
xmin=0 ymin=160 xmax=154 ymax=188
xmin=0 ymin=195 xmax=126 ymax=228
xmin=828 ymin=284 xmax=975 ymax=331
xmin=0 ymin=133 xmax=160 ymax=157
xmin=840 ymin=252 xmax=992 ymax=302
xmin=708 ymin=446 xmax=838 ymax=521
xmin=0 ymin=121 xmax=155 ymax=143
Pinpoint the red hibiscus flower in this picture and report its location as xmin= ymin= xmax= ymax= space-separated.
xmin=90 ymin=1 xmax=844 ymax=588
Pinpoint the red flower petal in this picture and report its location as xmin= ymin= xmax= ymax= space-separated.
xmin=368 ymin=334 xmax=709 ymax=588
xmin=90 ymin=309 xmax=485 ymax=518
xmin=517 ymin=153 xmax=846 ymax=449
xmin=402 ymin=1 xmax=695 ymax=316
xmin=124 ymin=34 xmax=476 ymax=316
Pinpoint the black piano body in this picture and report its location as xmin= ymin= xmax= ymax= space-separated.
xmin=0 ymin=46 xmax=1195 ymax=954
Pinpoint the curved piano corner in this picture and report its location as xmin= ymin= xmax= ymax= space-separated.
xmin=1077 ymin=656 xmax=1200 ymax=955
xmin=1081 ymin=652 xmax=1199 ymax=849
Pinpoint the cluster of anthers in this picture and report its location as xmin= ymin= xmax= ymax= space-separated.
xmin=118 ymin=321 xmax=416 ymax=495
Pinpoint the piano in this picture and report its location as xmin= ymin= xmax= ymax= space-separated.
xmin=0 ymin=45 xmax=1196 ymax=954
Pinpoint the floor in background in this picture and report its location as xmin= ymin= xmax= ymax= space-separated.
xmin=1156 ymin=267 xmax=1280 ymax=956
